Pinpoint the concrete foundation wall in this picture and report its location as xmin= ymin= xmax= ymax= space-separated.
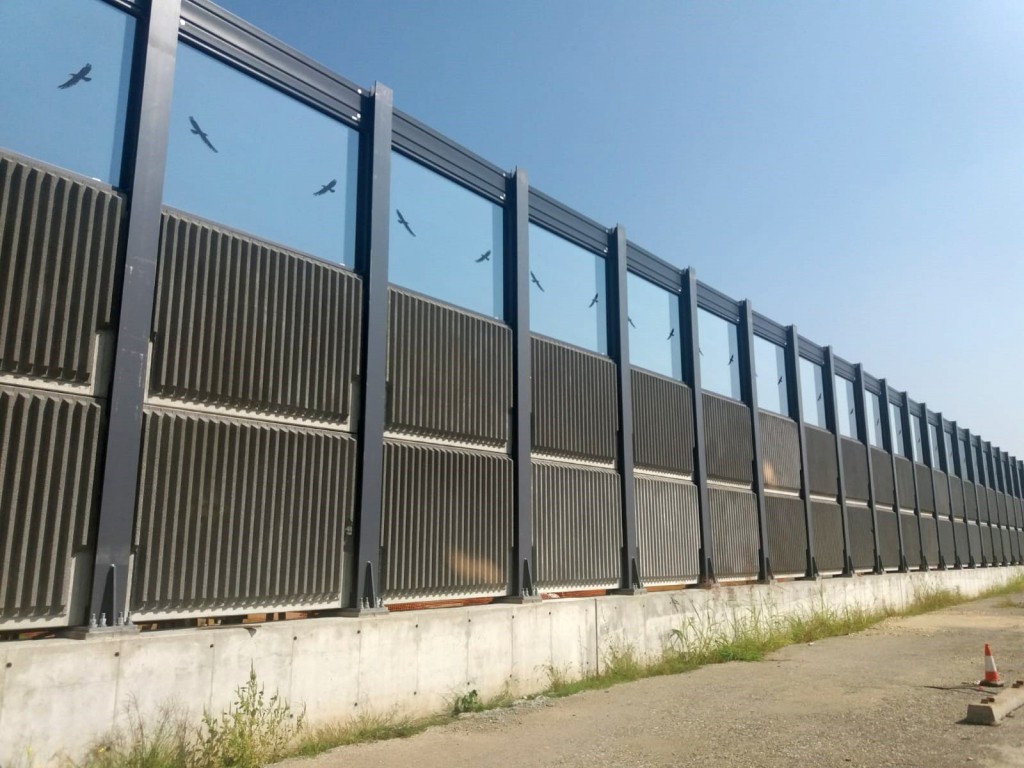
xmin=2 ymin=567 xmax=1021 ymax=764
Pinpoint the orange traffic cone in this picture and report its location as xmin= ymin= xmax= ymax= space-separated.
xmin=982 ymin=643 xmax=1004 ymax=687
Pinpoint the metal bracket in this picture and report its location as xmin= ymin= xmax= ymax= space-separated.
xmin=340 ymin=562 xmax=388 ymax=616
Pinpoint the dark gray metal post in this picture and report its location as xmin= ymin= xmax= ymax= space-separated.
xmin=608 ymin=226 xmax=643 ymax=593
xmin=786 ymin=326 xmax=817 ymax=579
xmin=822 ymin=348 xmax=854 ymax=576
xmin=920 ymin=406 xmax=944 ymax=568
xmin=983 ymin=441 xmax=1004 ymax=566
xmin=950 ymin=421 xmax=974 ymax=567
xmin=503 ymin=169 xmax=538 ymax=602
xmin=738 ymin=301 xmax=772 ymax=582
xmin=854 ymin=365 xmax=883 ymax=573
xmin=935 ymin=414 xmax=961 ymax=568
xmin=346 ymin=83 xmax=393 ymax=614
xmin=964 ymin=430 xmax=987 ymax=566
xmin=878 ymin=381 xmax=909 ymax=571
xmin=88 ymin=0 xmax=182 ymax=629
xmin=682 ymin=269 xmax=714 ymax=586
xmin=901 ymin=392 xmax=927 ymax=570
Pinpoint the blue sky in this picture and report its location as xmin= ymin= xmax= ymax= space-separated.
xmin=215 ymin=0 xmax=1024 ymax=452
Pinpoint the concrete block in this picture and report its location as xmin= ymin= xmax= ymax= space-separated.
xmin=288 ymin=619 xmax=362 ymax=723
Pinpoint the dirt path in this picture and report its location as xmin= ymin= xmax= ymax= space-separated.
xmin=288 ymin=595 xmax=1024 ymax=768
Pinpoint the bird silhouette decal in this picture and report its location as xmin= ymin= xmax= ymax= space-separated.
xmin=58 ymin=64 xmax=92 ymax=89
xmin=530 ymin=271 xmax=544 ymax=292
xmin=849 ymin=407 xmax=855 ymax=415
xmin=628 ymin=317 xmax=636 ymax=328
xmin=396 ymin=210 xmax=416 ymax=237
xmin=817 ymin=393 xmax=823 ymax=402
xmin=189 ymin=116 xmax=218 ymax=153
xmin=588 ymin=293 xmax=599 ymax=308
xmin=777 ymin=375 xmax=784 ymax=385
xmin=314 ymin=179 xmax=337 ymax=196
xmin=475 ymin=250 xmax=491 ymax=263
xmin=727 ymin=354 xmax=735 ymax=366
xmin=667 ymin=328 xmax=675 ymax=341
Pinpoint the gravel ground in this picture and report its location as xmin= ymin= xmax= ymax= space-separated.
xmin=287 ymin=593 xmax=1024 ymax=768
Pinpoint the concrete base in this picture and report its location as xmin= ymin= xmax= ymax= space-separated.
xmin=965 ymin=684 xmax=1024 ymax=725
xmin=1 ymin=567 xmax=1021 ymax=764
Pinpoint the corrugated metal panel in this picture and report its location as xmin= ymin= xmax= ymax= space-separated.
xmin=1001 ymin=528 xmax=1012 ymax=563
xmin=0 ymin=152 xmax=123 ymax=384
xmin=996 ymin=492 xmax=1009 ymax=527
xmin=759 ymin=412 xmax=801 ymax=492
xmin=635 ymin=476 xmax=699 ymax=584
xmin=381 ymin=440 xmax=512 ymax=600
xmin=387 ymin=289 xmax=511 ymax=447
xmin=921 ymin=516 xmax=939 ymax=567
xmin=531 ymin=336 xmax=617 ymax=463
xmin=806 ymin=426 xmax=838 ymax=498
xmin=631 ymin=370 xmax=694 ymax=476
xmin=934 ymin=471 xmax=950 ymax=519
xmin=964 ymin=481 xmax=978 ymax=522
xmin=983 ymin=522 xmax=997 ymax=564
xmin=533 ymin=460 xmax=621 ymax=589
xmin=953 ymin=520 xmax=967 ymax=566
xmin=703 ymin=394 xmax=754 ymax=484
xmin=709 ymin=487 xmax=759 ymax=578
xmin=967 ymin=522 xmax=981 ymax=566
xmin=871 ymin=448 xmax=895 ymax=506
xmin=132 ymin=409 xmax=356 ymax=617
xmin=915 ymin=465 xmax=935 ymax=512
xmin=950 ymin=477 xmax=965 ymax=521
xmin=900 ymin=512 xmax=921 ymax=567
xmin=765 ymin=494 xmax=806 ymax=576
xmin=1 ymin=387 xmax=102 ymax=626
xmin=151 ymin=211 xmax=363 ymax=423
xmin=848 ymin=504 xmax=875 ymax=570
xmin=937 ymin=517 xmax=955 ymax=568
xmin=812 ymin=501 xmax=844 ymax=572
xmin=894 ymin=457 xmax=915 ymax=510
xmin=842 ymin=438 xmax=870 ymax=502
xmin=877 ymin=510 xmax=901 ymax=570
xmin=987 ymin=489 xmax=1000 ymax=526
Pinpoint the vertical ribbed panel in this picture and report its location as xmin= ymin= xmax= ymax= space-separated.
xmin=380 ymin=440 xmax=512 ymax=600
xmin=387 ymin=288 xmax=511 ymax=447
xmin=132 ymin=410 xmax=356 ymax=617
xmin=967 ymin=522 xmax=981 ymax=565
xmin=812 ymin=501 xmax=844 ymax=572
xmin=709 ymin=487 xmax=759 ymax=578
xmin=934 ymin=471 xmax=950 ymax=518
xmin=0 ymin=153 xmax=123 ymax=383
xmin=987 ymin=489 xmax=1000 ymax=526
xmin=983 ymin=522 xmax=997 ymax=564
xmin=964 ymin=482 xmax=979 ymax=522
xmin=631 ymin=370 xmax=694 ymax=476
xmin=871 ymin=448 xmax=895 ymax=506
xmin=877 ymin=510 xmax=900 ymax=569
xmin=806 ymin=427 xmax=838 ymax=498
xmin=921 ymin=516 xmax=939 ymax=567
xmin=759 ymin=412 xmax=801 ymax=492
xmin=0 ymin=388 xmax=102 ymax=625
xmin=894 ymin=457 xmax=915 ymax=510
xmin=151 ymin=211 xmax=363 ymax=422
xmin=1001 ymin=528 xmax=1012 ymax=563
xmin=953 ymin=520 xmax=968 ymax=565
xmin=914 ymin=465 xmax=934 ymax=512
xmin=996 ymin=493 xmax=1009 ymax=527
xmin=841 ymin=439 xmax=870 ymax=502
xmin=765 ymin=494 xmax=807 ymax=576
xmin=900 ymin=512 xmax=922 ymax=565
xmin=531 ymin=336 xmax=617 ymax=463
xmin=635 ymin=476 xmax=699 ymax=583
xmin=533 ymin=460 xmax=621 ymax=589
xmin=847 ymin=504 xmax=875 ymax=570
xmin=703 ymin=394 xmax=754 ymax=484
xmin=937 ymin=517 xmax=954 ymax=567
xmin=950 ymin=477 xmax=965 ymax=521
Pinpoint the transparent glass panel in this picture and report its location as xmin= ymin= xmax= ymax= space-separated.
xmin=910 ymin=414 xmax=924 ymax=463
xmin=958 ymin=437 xmax=971 ymax=480
xmin=627 ymin=273 xmax=681 ymax=379
xmin=977 ymin=445 xmax=987 ymax=486
xmin=389 ymin=153 xmax=504 ymax=318
xmin=800 ymin=358 xmax=827 ymax=428
xmin=944 ymin=430 xmax=956 ymax=474
xmin=835 ymin=376 xmax=857 ymax=439
xmin=0 ymin=0 xmax=135 ymax=185
xmin=529 ymin=224 xmax=607 ymax=353
xmin=928 ymin=423 xmax=941 ymax=468
xmin=698 ymin=310 xmax=741 ymax=400
xmin=890 ymin=403 xmax=906 ymax=458
xmin=164 ymin=44 xmax=359 ymax=266
xmin=866 ymin=391 xmax=883 ymax=449
xmin=754 ymin=336 xmax=788 ymax=416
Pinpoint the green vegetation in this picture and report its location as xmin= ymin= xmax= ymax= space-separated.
xmin=77 ymin=574 xmax=1024 ymax=767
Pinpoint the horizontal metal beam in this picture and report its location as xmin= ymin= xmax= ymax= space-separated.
xmin=528 ymin=188 xmax=608 ymax=255
xmin=695 ymin=280 xmax=741 ymax=323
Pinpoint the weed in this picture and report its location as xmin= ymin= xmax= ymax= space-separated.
xmin=451 ymin=689 xmax=482 ymax=715
xmin=292 ymin=711 xmax=447 ymax=757
xmin=79 ymin=703 xmax=190 ymax=768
